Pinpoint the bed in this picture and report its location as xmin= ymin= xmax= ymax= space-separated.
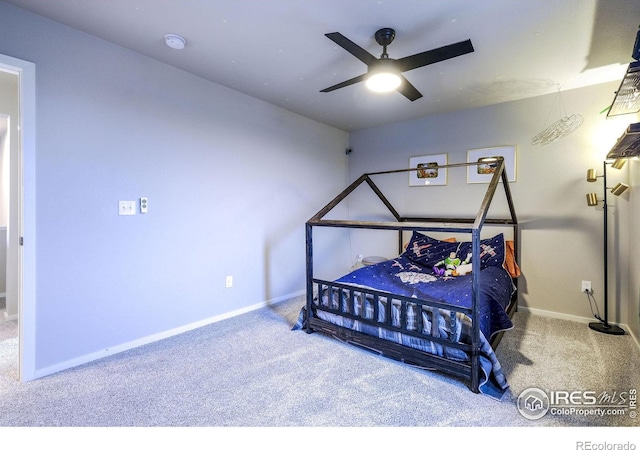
xmin=294 ymin=158 xmax=519 ymax=396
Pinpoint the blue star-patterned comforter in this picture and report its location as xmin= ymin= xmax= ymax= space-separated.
xmin=335 ymin=255 xmax=515 ymax=340
xmin=296 ymin=254 xmax=515 ymax=398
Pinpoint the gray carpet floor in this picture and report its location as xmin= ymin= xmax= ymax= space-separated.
xmin=1 ymin=295 xmax=639 ymax=430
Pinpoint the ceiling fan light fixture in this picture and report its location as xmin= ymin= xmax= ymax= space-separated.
xmin=365 ymin=59 xmax=401 ymax=93
xmin=366 ymin=71 xmax=402 ymax=92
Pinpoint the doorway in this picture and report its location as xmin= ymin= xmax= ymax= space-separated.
xmin=0 ymin=74 xmax=17 ymax=321
xmin=0 ymin=53 xmax=36 ymax=382
xmin=0 ymin=113 xmax=8 ymax=321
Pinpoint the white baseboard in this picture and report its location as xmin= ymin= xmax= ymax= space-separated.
xmin=519 ymin=306 xmax=595 ymax=325
xmin=32 ymin=290 xmax=306 ymax=381
xmin=29 ymin=294 xmax=638 ymax=380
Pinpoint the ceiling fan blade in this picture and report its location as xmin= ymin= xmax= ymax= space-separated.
xmin=320 ymin=73 xmax=367 ymax=93
xmin=325 ymin=32 xmax=379 ymax=66
xmin=395 ymin=39 xmax=474 ymax=72
xmin=397 ymin=75 xmax=423 ymax=101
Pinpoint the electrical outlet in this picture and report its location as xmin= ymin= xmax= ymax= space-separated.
xmin=582 ymin=280 xmax=592 ymax=293
xmin=225 ymin=275 xmax=233 ymax=288
xmin=140 ymin=197 xmax=148 ymax=214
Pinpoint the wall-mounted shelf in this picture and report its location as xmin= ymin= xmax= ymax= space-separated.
xmin=607 ymin=122 xmax=640 ymax=159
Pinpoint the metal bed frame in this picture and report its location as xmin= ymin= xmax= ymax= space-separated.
xmin=304 ymin=158 xmax=518 ymax=393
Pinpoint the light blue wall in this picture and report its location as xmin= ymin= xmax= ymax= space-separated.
xmin=3 ymin=0 xmax=637 ymax=375
xmin=0 ymin=2 xmax=350 ymax=373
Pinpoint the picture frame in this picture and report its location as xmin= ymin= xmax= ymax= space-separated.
xmin=409 ymin=153 xmax=448 ymax=186
xmin=467 ymin=146 xmax=516 ymax=183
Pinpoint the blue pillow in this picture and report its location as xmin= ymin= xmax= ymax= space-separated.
xmin=458 ymin=233 xmax=506 ymax=269
xmin=403 ymin=232 xmax=463 ymax=268
xmin=403 ymin=232 xmax=505 ymax=271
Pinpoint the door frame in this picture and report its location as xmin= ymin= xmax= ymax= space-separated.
xmin=0 ymin=53 xmax=36 ymax=382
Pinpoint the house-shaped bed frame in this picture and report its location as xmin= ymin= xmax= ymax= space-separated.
xmin=304 ymin=158 xmax=519 ymax=393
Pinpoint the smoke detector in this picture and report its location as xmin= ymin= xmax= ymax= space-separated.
xmin=164 ymin=34 xmax=186 ymax=50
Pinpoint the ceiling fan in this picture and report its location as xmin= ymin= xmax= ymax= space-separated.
xmin=320 ymin=27 xmax=474 ymax=101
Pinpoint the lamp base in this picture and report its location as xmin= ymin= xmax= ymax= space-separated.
xmin=589 ymin=321 xmax=625 ymax=335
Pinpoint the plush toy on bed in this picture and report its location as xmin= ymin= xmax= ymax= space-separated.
xmin=433 ymin=251 xmax=472 ymax=277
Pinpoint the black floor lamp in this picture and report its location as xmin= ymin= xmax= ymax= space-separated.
xmin=585 ymin=159 xmax=628 ymax=335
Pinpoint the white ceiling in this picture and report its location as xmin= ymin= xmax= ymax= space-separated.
xmin=3 ymin=0 xmax=639 ymax=131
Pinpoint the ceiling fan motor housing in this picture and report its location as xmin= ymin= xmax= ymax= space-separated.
xmin=375 ymin=28 xmax=396 ymax=47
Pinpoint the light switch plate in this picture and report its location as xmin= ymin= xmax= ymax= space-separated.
xmin=140 ymin=197 xmax=148 ymax=214
xmin=119 ymin=200 xmax=136 ymax=216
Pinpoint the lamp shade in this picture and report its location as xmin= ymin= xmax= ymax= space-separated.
xmin=586 ymin=193 xmax=599 ymax=206
xmin=610 ymin=182 xmax=629 ymax=196
xmin=611 ymin=158 xmax=627 ymax=170
xmin=586 ymin=168 xmax=598 ymax=182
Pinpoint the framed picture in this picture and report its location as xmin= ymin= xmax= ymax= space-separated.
xmin=409 ymin=153 xmax=448 ymax=186
xmin=467 ymin=146 xmax=516 ymax=183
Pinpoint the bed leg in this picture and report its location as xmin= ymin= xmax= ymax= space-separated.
xmin=470 ymin=348 xmax=480 ymax=394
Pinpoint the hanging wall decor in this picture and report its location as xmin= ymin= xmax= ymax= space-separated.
xmin=531 ymin=85 xmax=583 ymax=146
